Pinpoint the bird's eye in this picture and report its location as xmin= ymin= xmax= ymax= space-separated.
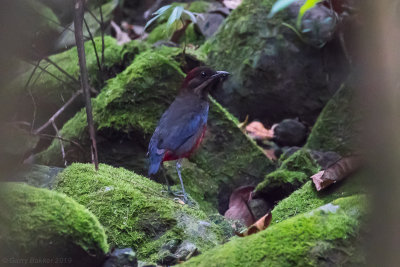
xmin=201 ymin=71 xmax=207 ymax=78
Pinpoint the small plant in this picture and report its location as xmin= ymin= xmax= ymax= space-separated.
xmin=144 ymin=4 xmax=202 ymax=54
xmin=268 ymin=0 xmax=324 ymax=28
xmin=144 ymin=5 xmax=200 ymax=31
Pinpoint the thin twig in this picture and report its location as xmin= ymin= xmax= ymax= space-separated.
xmin=52 ymin=120 xmax=67 ymax=166
xmin=99 ymin=5 xmax=105 ymax=68
xmin=37 ymin=133 xmax=85 ymax=152
xmin=84 ymin=17 xmax=102 ymax=75
xmin=33 ymin=90 xmax=83 ymax=134
xmin=87 ymin=9 xmax=102 ymax=24
xmin=44 ymin=57 xmax=80 ymax=84
xmin=24 ymin=60 xmax=69 ymax=86
xmin=74 ymin=0 xmax=99 ymax=171
xmin=24 ymin=60 xmax=41 ymax=132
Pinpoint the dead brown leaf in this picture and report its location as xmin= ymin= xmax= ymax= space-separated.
xmin=224 ymin=186 xmax=255 ymax=226
xmin=311 ymin=156 xmax=362 ymax=191
xmin=245 ymin=121 xmax=274 ymax=140
xmin=236 ymin=212 xmax=272 ymax=237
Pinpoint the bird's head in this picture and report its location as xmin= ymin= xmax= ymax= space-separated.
xmin=180 ymin=67 xmax=230 ymax=98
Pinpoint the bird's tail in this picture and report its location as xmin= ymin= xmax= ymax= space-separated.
xmin=148 ymin=139 xmax=164 ymax=176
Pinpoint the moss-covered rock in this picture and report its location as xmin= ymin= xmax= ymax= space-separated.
xmin=182 ymin=195 xmax=367 ymax=267
xmin=201 ymin=0 xmax=348 ymax=125
xmin=0 ymin=183 xmax=108 ymax=267
xmin=54 ymin=163 xmax=230 ymax=263
xmin=37 ymin=46 xmax=274 ymax=214
xmin=10 ymin=36 xmax=149 ymax=128
xmin=254 ymin=149 xmax=320 ymax=202
xmin=271 ymin=170 xmax=367 ymax=225
xmin=306 ymin=83 xmax=361 ymax=155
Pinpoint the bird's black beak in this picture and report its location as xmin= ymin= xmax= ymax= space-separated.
xmin=212 ymin=71 xmax=230 ymax=79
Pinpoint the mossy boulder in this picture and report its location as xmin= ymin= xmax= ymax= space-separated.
xmin=183 ymin=195 xmax=367 ymax=267
xmin=10 ymin=36 xmax=148 ymax=128
xmin=201 ymin=0 xmax=348 ymax=125
xmin=54 ymin=163 xmax=231 ymax=263
xmin=271 ymin=170 xmax=367 ymax=225
xmin=37 ymin=46 xmax=274 ymax=214
xmin=254 ymin=149 xmax=320 ymax=202
xmin=0 ymin=183 xmax=108 ymax=267
xmin=306 ymin=83 xmax=361 ymax=155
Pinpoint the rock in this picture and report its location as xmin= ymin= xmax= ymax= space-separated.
xmin=37 ymin=46 xmax=274 ymax=214
xmin=202 ymin=0 xmax=349 ymax=125
xmin=196 ymin=13 xmax=226 ymax=38
xmin=54 ymin=163 xmax=231 ymax=263
xmin=182 ymin=195 xmax=367 ymax=266
xmin=272 ymin=118 xmax=308 ymax=147
xmin=280 ymin=147 xmax=341 ymax=169
xmin=254 ymin=149 xmax=320 ymax=202
xmin=103 ymin=248 xmax=137 ymax=267
xmin=306 ymin=82 xmax=362 ymax=155
xmin=54 ymin=1 xmax=117 ymax=51
xmin=9 ymin=164 xmax=63 ymax=188
xmin=174 ymin=241 xmax=198 ymax=261
xmin=247 ymin=198 xmax=271 ymax=221
xmin=0 ymin=183 xmax=108 ymax=267
xmin=288 ymin=0 xmax=337 ymax=47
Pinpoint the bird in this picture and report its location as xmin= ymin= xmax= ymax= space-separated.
xmin=147 ymin=66 xmax=230 ymax=202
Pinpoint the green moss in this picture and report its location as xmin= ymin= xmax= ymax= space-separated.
xmin=306 ymin=83 xmax=361 ymax=155
xmin=183 ymin=195 xmax=367 ymax=267
xmin=202 ymin=0 xmax=287 ymax=73
xmin=271 ymin=170 xmax=367 ymax=225
xmin=54 ymin=163 xmax=228 ymax=262
xmin=38 ymin=47 xmax=274 ymax=214
xmin=0 ymin=183 xmax=108 ymax=266
xmin=255 ymin=149 xmax=319 ymax=197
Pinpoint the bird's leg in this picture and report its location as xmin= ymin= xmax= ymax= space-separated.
xmin=161 ymin=166 xmax=172 ymax=193
xmin=176 ymin=159 xmax=188 ymax=202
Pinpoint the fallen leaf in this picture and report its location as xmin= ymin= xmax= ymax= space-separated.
xmin=111 ymin=21 xmax=131 ymax=45
xmin=223 ymin=0 xmax=243 ymax=9
xmin=245 ymin=121 xmax=274 ymax=140
xmin=311 ymin=156 xmax=362 ymax=191
xmin=224 ymin=186 xmax=255 ymax=226
xmin=236 ymin=212 xmax=272 ymax=237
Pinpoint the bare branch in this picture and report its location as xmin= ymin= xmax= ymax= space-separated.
xmin=99 ymin=5 xmax=105 ymax=68
xmin=37 ymin=133 xmax=85 ymax=152
xmin=83 ymin=17 xmax=102 ymax=77
xmin=44 ymin=57 xmax=80 ymax=84
xmin=33 ymin=90 xmax=83 ymax=134
xmin=74 ymin=0 xmax=99 ymax=170
xmin=52 ymin=120 xmax=67 ymax=167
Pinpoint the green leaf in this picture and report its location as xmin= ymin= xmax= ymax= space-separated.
xmin=296 ymin=0 xmax=323 ymax=28
xmin=144 ymin=14 xmax=161 ymax=30
xmin=183 ymin=10 xmax=197 ymax=23
xmin=167 ymin=6 xmax=184 ymax=25
xmin=153 ymin=5 xmax=172 ymax=15
xmin=268 ymin=0 xmax=297 ymax=18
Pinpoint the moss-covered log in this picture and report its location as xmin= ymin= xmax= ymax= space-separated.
xmin=36 ymin=46 xmax=274 ymax=214
xmin=54 ymin=163 xmax=231 ymax=263
xmin=183 ymin=195 xmax=367 ymax=267
xmin=0 ymin=183 xmax=108 ymax=267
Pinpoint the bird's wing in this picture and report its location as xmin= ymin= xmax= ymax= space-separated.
xmin=155 ymin=96 xmax=209 ymax=152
